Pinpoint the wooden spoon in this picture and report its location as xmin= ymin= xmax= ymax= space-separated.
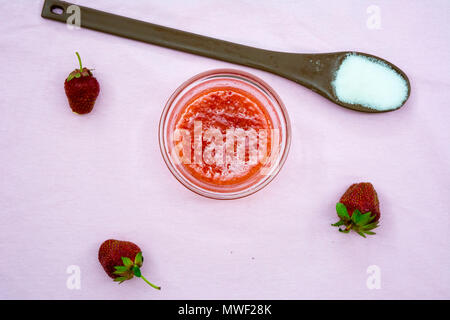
xmin=41 ymin=0 xmax=410 ymax=113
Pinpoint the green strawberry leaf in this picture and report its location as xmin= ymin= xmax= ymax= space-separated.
xmin=336 ymin=203 xmax=350 ymax=220
xmin=357 ymin=211 xmax=372 ymax=226
xmin=351 ymin=210 xmax=362 ymax=224
xmin=338 ymin=228 xmax=350 ymax=234
xmin=362 ymin=222 xmax=379 ymax=231
xmin=113 ymin=277 xmax=127 ymax=284
xmin=357 ymin=231 xmax=367 ymax=238
xmin=331 ymin=220 xmax=345 ymax=227
xmin=121 ymin=257 xmax=133 ymax=267
xmin=132 ymin=266 xmax=141 ymax=277
xmin=364 ymin=231 xmax=376 ymax=235
xmin=67 ymin=72 xmax=82 ymax=82
xmin=114 ymin=266 xmax=128 ymax=272
xmin=134 ymin=252 xmax=143 ymax=266
xmin=113 ymin=270 xmax=126 ymax=275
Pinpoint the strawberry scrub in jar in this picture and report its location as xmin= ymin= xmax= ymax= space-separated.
xmin=159 ymin=69 xmax=291 ymax=199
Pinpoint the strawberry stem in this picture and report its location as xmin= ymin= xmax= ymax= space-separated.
xmin=141 ymin=275 xmax=161 ymax=290
xmin=75 ymin=52 xmax=83 ymax=70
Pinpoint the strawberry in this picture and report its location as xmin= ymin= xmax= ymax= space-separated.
xmin=98 ymin=239 xmax=160 ymax=290
xmin=64 ymin=52 xmax=100 ymax=114
xmin=331 ymin=182 xmax=380 ymax=237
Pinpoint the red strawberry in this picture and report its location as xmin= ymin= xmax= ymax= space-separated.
xmin=331 ymin=182 xmax=380 ymax=237
xmin=64 ymin=52 xmax=100 ymax=114
xmin=98 ymin=239 xmax=160 ymax=290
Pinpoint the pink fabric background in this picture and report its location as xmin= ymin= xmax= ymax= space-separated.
xmin=1 ymin=0 xmax=449 ymax=299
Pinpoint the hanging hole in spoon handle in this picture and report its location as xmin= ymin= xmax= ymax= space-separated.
xmin=50 ymin=6 xmax=63 ymax=15
xmin=41 ymin=0 xmax=71 ymax=22
xmin=41 ymin=0 xmax=411 ymax=113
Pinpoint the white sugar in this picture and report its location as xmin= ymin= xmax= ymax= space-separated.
xmin=332 ymin=54 xmax=408 ymax=111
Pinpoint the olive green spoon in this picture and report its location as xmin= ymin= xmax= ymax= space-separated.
xmin=42 ymin=0 xmax=410 ymax=113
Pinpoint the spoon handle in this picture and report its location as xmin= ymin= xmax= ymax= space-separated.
xmin=41 ymin=0 xmax=289 ymax=71
xmin=41 ymin=0 xmax=340 ymax=98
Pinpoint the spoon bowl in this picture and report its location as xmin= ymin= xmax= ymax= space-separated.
xmin=271 ymin=51 xmax=411 ymax=112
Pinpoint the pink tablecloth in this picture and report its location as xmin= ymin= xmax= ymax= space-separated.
xmin=1 ymin=0 xmax=449 ymax=299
